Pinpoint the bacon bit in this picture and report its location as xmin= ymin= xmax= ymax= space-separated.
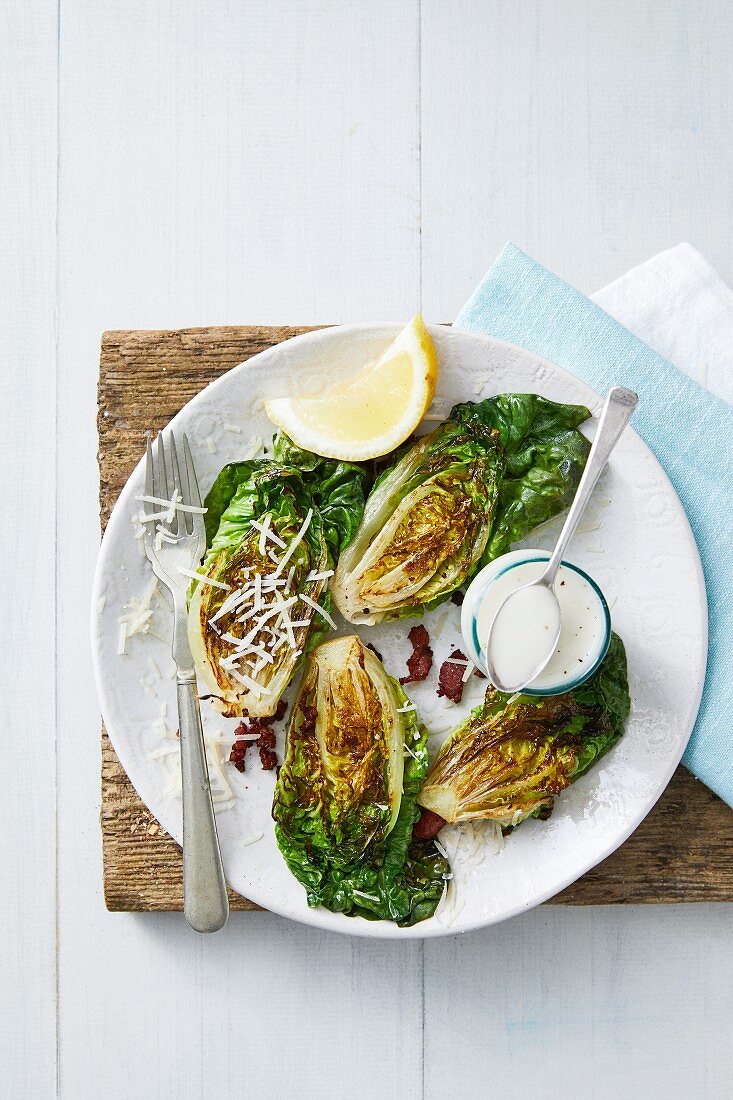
xmin=450 ymin=590 xmax=465 ymax=607
xmin=408 ymin=624 xmax=430 ymax=649
xmin=259 ymin=748 xmax=278 ymax=771
xmin=366 ymin=642 xmax=383 ymax=662
xmin=413 ymin=809 xmax=447 ymax=840
xmin=474 ymin=667 xmax=486 ymax=679
xmin=229 ymin=735 xmax=248 ymax=773
xmin=228 ymin=709 xmax=284 ymax=772
xmin=258 ymin=726 xmax=276 ymax=750
xmin=400 ymin=624 xmax=433 ymax=685
xmin=437 ymin=648 xmax=469 ymax=703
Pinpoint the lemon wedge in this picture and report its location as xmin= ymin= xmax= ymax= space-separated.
xmin=264 ymin=315 xmax=439 ymax=461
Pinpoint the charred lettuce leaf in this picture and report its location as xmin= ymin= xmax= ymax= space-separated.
xmin=418 ymin=633 xmax=630 ymax=827
xmin=331 ymin=394 xmax=590 ymax=623
xmin=187 ymin=440 xmax=369 ymax=718
xmin=332 ymin=414 xmax=504 ymax=623
xmin=272 ymin=636 xmax=449 ymax=926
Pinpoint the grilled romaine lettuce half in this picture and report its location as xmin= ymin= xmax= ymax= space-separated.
xmin=188 ymin=438 xmax=368 ymax=718
xmin=418 ymin=633 xmax=630 ymax=827
xmin=273 ymin=636 xmax=449 ymax=926
xmin=331 ymin=394 xmax=591 ymax=623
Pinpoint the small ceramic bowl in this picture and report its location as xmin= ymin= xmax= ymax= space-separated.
xmin=461 ymin=548 xmax=612 ymax=696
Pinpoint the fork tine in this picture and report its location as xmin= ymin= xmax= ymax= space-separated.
xmin=151 ymin=434 xmax=160 ymax=499
xmin=169 ymin=432 xmax=193 ymax=534
xmin=171 ymin=431 xmax=191 ymax=501
xmin=157 ymin=433 xmax=169 ymax=496
xmin=182 ymin=434 xmax=203 ymax=509
xmin=157 ymin=433 xmax=178 ymax=534
xmin=144 ymin=433 xmax=155 ymax=516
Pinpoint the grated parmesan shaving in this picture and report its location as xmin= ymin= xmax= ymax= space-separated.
xmin=118 ymin=574 xmax=160 ymax=644
xmin=251 ymin=517 xmax=287 ymax=550
xmin=299 ymin=593 xmax=336 ymax=629
xmin=306 ymin=568 xmax=334 ymax=582
xmin=228 ymin=667 xmax=271 ymax=696
xmin=165 ymin=490 xmax=180 ymax=524
xmin=178 ymin=567 xmax=230 ymax=590
xmin=146 ymin=744 xmax=178 ymax=761
xmin=137 ymin=493 xmax=207 ymax=515
xmin=273 ymin=508 xmax=313 ymax=577
xmin=241 ymin=832 xmax=264 ymax=847
xmin=461 ymin=658 xmax=476 ymax=683
xmin=209 ymin=586 xmax=244 ymax=624
xmin=257 ymin=515 xmax=271 ymax=556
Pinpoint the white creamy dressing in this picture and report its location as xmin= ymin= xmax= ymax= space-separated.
xmin=476 ymin=560 xmax=607 ymax=692
xmin=487 ymin=583 xmax=561 ymax=689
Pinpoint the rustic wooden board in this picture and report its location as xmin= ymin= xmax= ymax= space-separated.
xmin=99 ymin=325 xmax=733 ymax=911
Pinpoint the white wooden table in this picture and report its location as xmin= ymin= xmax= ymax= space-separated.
xmin=3 ymin=2 xmax=732 ymax=1096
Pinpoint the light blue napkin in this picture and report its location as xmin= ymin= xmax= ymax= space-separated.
xmin=455 ymin=242 xmax=733 ymax=806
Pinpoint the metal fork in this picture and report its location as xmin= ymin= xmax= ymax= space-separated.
xmin=143 ymin=431 xmax=229 ymax=933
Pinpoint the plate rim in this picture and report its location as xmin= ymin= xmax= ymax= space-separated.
xmin=92 ymin=321 xmax=708 ymax=938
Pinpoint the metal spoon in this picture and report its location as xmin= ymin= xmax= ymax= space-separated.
xmin=485 ymin=386 xmax=638 ymax=693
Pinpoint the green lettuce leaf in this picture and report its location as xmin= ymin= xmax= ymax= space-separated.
xmin=272 ymin=432 xmax=370 ymax=558
xmin=202 ymin=460 xmax=260 ymax=548
xmin=273 ymin=636 xmax=449 ymax=926
xmin=452 ymin=395 xmax=591 ymax=561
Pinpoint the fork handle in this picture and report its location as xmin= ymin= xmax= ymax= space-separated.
xmin=177 ymin=671 xmax=229 ymax=932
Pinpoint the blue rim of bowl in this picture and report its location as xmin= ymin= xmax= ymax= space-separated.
xmin=470 ymin=554 xmax=612 ymax=696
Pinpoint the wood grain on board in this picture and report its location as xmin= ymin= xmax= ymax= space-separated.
xmin=99 ymin=325 xmax=733 ymax=911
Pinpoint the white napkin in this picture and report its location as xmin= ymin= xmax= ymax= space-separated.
xmin=592 ymin=243 xmax=733 ymax=405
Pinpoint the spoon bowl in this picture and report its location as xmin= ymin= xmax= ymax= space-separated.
xmin=485 ymin=577 xmax=562 ymax=693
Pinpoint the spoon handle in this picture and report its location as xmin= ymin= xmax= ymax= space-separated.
xmin=543 ymin=386 xmax=638 ymax=586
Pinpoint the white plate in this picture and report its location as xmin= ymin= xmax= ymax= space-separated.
xmin=92 ymin=324 xmax=707 ymax=938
